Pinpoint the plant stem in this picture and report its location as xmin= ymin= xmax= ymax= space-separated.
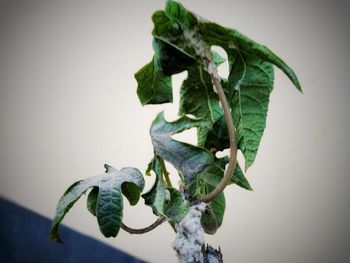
xmin=159 ymin=157 xmax=172 ymax=187
xmin=199 ymin=73 xmax=237 ymax=203
xmin=121 ymin=216 xmax=166 ymax=234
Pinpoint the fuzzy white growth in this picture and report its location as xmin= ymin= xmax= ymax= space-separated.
xmin=207 ymin=253 xmax=220 ymax=263
xmin=165 ymin=189 xmax=171 ymax=202
xmin=172 ymin=202 xmax=207 ymax=263
xmin=183 ymin=28 xmax=221 ymax=95
xmin=207 ymin=60 xmax=219 ymax=80
xmin=183 ymin=29 xmax=208 ymax=59
xmin=235 ymin=79 xmax=242 ymax=91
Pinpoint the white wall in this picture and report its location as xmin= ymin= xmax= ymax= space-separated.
xmin=1 ymin=1 xmax=349 ymax=262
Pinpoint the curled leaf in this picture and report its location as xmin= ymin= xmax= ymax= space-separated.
xmin=50 ymin=166 xmax=144 ymax=242
xmin=142 ymin=156 xmax=167 ymax=216
xmin=201 ymin=190 xmax=225 ymax=234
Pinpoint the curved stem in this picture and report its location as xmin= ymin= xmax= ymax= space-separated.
xmin=199 ymin=74 xmax=237 ymax=203
xmin=121 ymin=216 xmax=166 ymax=234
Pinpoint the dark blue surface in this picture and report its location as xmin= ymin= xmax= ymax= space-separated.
xmin=0 ymin=198 xmax=146 ymax=263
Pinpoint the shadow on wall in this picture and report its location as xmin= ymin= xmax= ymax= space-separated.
xmin=0 ymin=198 xmax=146 ymax=263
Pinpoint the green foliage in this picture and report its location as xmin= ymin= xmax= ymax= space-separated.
xmin=150 ymin=112 xmax=213 ymax=184
xmin=200 ymin=157 xmax=252 ymax=191
xmin=86 ymin=187 xmax=99 ymax=216
xmin=143 ymin=157 xmax=190 ymax=224
xmin=201 ymin=189 xmax=225 ymax=234
xmin=229 ymin=54 xmax=274 ymax=169
xmin=135 ymin=56 xmax=173 ymax=105
xmin=50 ymin=166 xmax=144 ymax=242
xmin=163 ymin=187 xmax=189 ymax=223
xmin=153 ymin=38 xmax=196 ymax=76
xmin=142 ymin=156 xmax=167 ymax=216
xmin=179 ymin=65 xmax=222 ymax=125
xmin=199 ymin=22 xmax=301 ymax=91
xmin=51 ymin=0 xmax=300 ymax=244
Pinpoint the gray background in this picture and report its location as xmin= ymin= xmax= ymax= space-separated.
xmin=1 ymin=0 xmax=349 ymax=262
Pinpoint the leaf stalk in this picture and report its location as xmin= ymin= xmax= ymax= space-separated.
xmin=199 ymin=70 xmax=237 ymax=203
xmin=121 ymin=216 xmax=166 ymax=234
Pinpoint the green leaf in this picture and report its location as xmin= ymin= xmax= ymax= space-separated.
xmin=198 ymin=53 xmax=274 ymax=169
xmin=104 ymin=163 xmax=117 ymax=173
xmin=86 ymin=168 xmax=142 ymax=220
xmin=150 ymin=112 xmax=213 ymax=183
xmin=153 ymin=38 xmax=196 ymax=76
xmin=229 ymin=53 xmax=274 ymax=169
xmin=231 ymin=162 xmax=253 ymax=190
xmin=198 ymin=21 xmax=301 ymax=92
xmin=208 ymin=191 xmax=225 ymax=228
xmin=150 ymin=0 xmax=301 ymax=170
xmin=164 ymin=187 xmax=189 ymax=223
xmin=119 ymin=167 xmax=145 ymax=206
xmin=179 ymin=65 xmax=223 ymax=126
xmin=135 ymin=56 xmax=172 ymax=105
xmin=89 ymin=166 xmax=143 ymax=212
xmin=87 ymin=187 xmax=99 ymax=216
xmin=142 ymin=156 xmax=166 ymax=216
xmin=165 ymin=0 xmax=198 ymax=30
xmin=152 ymin=10 xmax=184 ymax=42
xmin=50 ymin=166 xmax=145 ymax=242
xmin=152 ymin=9 xmax=201 ymax=63
xmin=152 ymin=3 xmax=206 ymax=66
xmin=179 ymin=64 xmax=225 ymax=147
xmin=145 ymin=159 xmax=153 ymax=176
xmin=153 ymin=0 xmax=301 ymax=93
xmin=203 ymin=115 xmax=229 ymax=151
xmin=201 ymin=190 xmax=225 ymax=234
xmin=200 ymin=157 xmax=252 ymax=191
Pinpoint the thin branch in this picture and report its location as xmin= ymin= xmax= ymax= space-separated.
xmin=199 ymin=72 xmax=237 ymax=203
xmin=159 ymin=157 xmax=172 ymax=187
xmin=121 ymin=216 xmax=166 ymax=234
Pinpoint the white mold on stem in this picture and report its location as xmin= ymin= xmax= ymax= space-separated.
xmin=172 ymin=202 xmax=207 ymax=263
xmin=207 ymin=61 xmax=219 ymax=80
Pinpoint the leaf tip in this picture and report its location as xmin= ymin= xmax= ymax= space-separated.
xmin=52 ymin=237 xmax=63 ymax=244
xmin=104 ymin=164 xmax=117 ymax=173
xmin=282 ymin=63 xmax=303 ymax=93
xmin=49 ymin=227 xmax=63 ymax=243
xmin=293 ymin=78 xmax=303 ymax=93
xmin=298 ymin=85 xmax=304 ymax=94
